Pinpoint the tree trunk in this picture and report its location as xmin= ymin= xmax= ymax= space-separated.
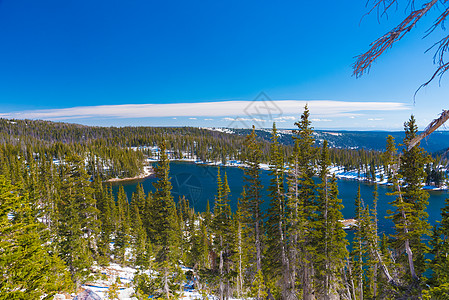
xmin=397 ymin=184 xmax=418 ymax=281
xmin=219 ymin=236 xmax=224 ymax=300
xmin=164 ymin=265 xmax=169 ymax=299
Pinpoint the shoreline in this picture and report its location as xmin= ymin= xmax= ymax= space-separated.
xmin=106 ymin=166 xmax=153 ymax=183
xmin=148 ymin=157 xmax=449 ymax=192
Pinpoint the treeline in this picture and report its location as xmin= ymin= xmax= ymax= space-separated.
xmin=1 ymin=110 xmax=449 ymax=299
xmin=0 ymin=117 xmax=411 ymax=178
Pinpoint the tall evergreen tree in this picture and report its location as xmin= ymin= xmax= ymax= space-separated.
xmin=352 ymin=185 xmax=364 ymax=300
xmin=130 ymin=184 xmax=148 ymax=267
xmin=365 ymin=184 xmax=380 ymax=298
xmin=426 ymin=197 xmax=449 ymax=293
xmin=241 ymin=125 xmax=264 ymax=297
xmin=286 ymin=105 xmax=317 ymax=300
xmin=212 ymin=167 xmax=233 ymax=300
xmin=114 ymin=185 xmax=130 ymax=264
xmin=55 ymin=154 xmax=99 ymax=289
xmin=96 ymin=180 xmax=114 ymax=265
xmin=232 ymin=190 xmax=252 ymax=298
xmin=0 ymin=175 xmax=71 ymax=299
xmin=315 ymin=141 xmax=348 ymax=299
xmin=398 ymin=115 xmax=431 ymax=279
xmin=385 ymin=115 xmax=431 ymax=291
xmin=265 ymin=122 xmax=288 ymax=297
xmin=152 ymin=140 xmax=182 ymax=299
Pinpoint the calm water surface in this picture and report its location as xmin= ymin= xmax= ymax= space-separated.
xmin=110 ymin=161 xmax=449 ymax=236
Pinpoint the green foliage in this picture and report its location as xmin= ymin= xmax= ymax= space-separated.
xmin=250 ymin=270 xmax=268 ymax=299
xmin=211 ymin=167 xmax=233 ymax=299
xmin=151 ymin=140 xmax=182 ymax=299
xmin=114 ymin=185 xmax=130 ymax=264
xmin=422 ymin=283 xmax=449 ymax=300
xmin=241 ymin=126 xmax=264 ymax=278
xmin=285 ymin=105 xmax=318 ymax=299
xmin=55 ymin=154 xmax=100 ymax=289
xmin=1 ymin=113 xmax=446 ymax=299
xmin=265 ymin=122 xmax=287 ymax=283
xmin=0 ymin=176 xmax=72 ymax=299
xmin=133 ymin=271 xmax=160 ymax=299
xmin=106 ymin=279 xmax=120 ymax=300
xmin=386 ymin=116 xmax=431 ymax=284
xmin=427 ymin=197 xmax=449 ymax=288
xmin=315 ymin=143 xmax=348 ymax=298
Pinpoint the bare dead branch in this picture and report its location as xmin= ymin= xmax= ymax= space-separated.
xmin=362 ymin=0 xmax=400 ymax=24
xmin=407 ymin=110 xmax=449 ymax=150
xmin=354 ymin=0 xmax=438 ymax=78
xmin=424 ymin=7 xmax=449 ymax=37
xmin=416 ymin=61 xmax=449 ymax=93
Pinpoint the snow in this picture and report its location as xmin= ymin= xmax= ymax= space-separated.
xmin=78 ymin=262 xmax=224 ymax=300
xmin=201 ymin=127 xmax=235 ymax=134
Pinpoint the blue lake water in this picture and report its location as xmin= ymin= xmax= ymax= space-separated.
xmin=110 ymin=161 xmax=449 ymax=236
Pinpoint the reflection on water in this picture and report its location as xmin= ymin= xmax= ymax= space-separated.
xmin=109 ymin=161 xmax=449 ymax=236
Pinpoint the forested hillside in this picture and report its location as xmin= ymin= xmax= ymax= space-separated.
xmin=229 ymin=127 xmax=449 ymax=153
xmin=1 ymin=112 xmax=449 ymax=299
xmin=0 ymin=118 xmax=398 ymax=176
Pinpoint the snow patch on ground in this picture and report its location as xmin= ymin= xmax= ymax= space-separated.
xmin=76 ymin=263 xmax=224 ymax=300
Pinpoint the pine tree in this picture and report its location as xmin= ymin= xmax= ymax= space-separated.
xmin=114 ymin=185 xmax=130 ymax=264
xmin=427 ymin=197 xmax=449 ymax=288
xmin=315 ymin=141 xmax=348 ymax=299
xmin=241 ymin=125 xmax=264 ymax=292
xmin=382 ymin=135 xmax=397 ymax=183
xmin=398 ymin=115 xmax=431 ymax=278
xmin=189 ymin=214 xmax=210 ymax=290
xmin=212 ymin=167 xmax=232 ymax=300
xmin=365 ymin=184 xmax=380 ymax=298
xmin=55 ymin=154 xmax=99 ymax=289
xmin=96 ymin=180 xmax=114 ymax=265
xmin=152 ymin=140 xmax=182 ymax=299
xmin=386 ymin=116 xmax=431 ymax=288
xmin=130 ymin=186 xmax=148 ymax=267
xmin=265 ymin=122 xmax=289 ymax=297
xmin=0 ymin=175 xmax=72 ymax=299
xmin=352 ymin=185 xmax=364 ymax=300
xmin=286 ymin=105 xmax=317 ymax=299
xmin=232 ymin=191 xmax=252 ymax=298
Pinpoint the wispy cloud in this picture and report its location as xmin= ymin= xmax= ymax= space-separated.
xmin=0 ymin=100 xmax=410 ymax=121
xmin=223 ymin=117 xmax=267 ymax=123
xmin=311 ymin=118 xmax=332 ymax=122
xmin=275 ymin=116 xmax=296 ymax=121
xmin=368 ymin=118 xmax=384 ymax=121
xmin=189 ymin=117 xmax=197 ymax=120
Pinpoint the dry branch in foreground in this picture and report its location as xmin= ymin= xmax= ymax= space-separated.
xmin=407 ymin=110 xmax=449 ymax=151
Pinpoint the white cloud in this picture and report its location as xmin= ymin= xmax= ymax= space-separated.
xmin=274 ymin=116 xmax=296 ymax=121
xmin=189 ymin=117 xmax=197 ymax=120
xmin=223 ymin=117 xmax=267 ymax=122
xmin=0 ymin=100 xmax=410 ymax=121
xmin=311 ymin=118 xmax=333 ymax=122
xmin=368 ymin=118 xmax=384 ymax=121
xmin=204 ymin=118 xmax=214 ymax=120
xmin=274 ymin=116 xmax=296 ymax=123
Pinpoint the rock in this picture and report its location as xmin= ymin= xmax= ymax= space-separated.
xmin=73 ymin=289 xmax=101 ymax=300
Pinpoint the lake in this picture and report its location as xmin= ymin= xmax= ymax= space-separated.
xmin=110 ymin=161 xmax=449 ymax=236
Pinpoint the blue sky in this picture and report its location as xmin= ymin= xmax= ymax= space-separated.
xmin=0 ymin=0 xmax=448 ymax=130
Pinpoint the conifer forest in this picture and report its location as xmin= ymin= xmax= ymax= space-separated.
xmin=1 ymin=107 xmax=449 ymax=300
